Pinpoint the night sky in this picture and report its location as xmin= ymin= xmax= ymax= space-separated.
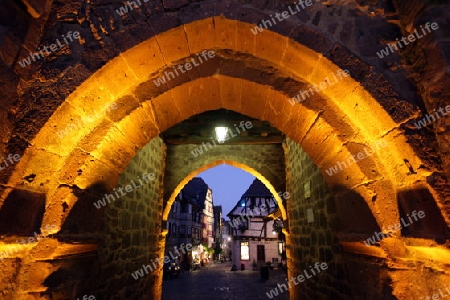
xmin=197 ymin=164 xmax=255 ymax=219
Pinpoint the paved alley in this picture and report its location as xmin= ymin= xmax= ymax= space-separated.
xmin=162 ymin=262 xmax=289 ymax=300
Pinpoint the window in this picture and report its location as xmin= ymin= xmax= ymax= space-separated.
xmin=195 ymin=228 xmax=200 ymax=239
xmin=269 ymin=198 xmax=276 ymax=208
xmin=187 ymin=226 xmax=192 ymax=238
xmin=237 ymin=218 xmax=249 ymax=231
xmin=172 ymin=224 xmax=177 ymax=237
xmin=278 ymin=242 xmax=284 ymax=255
xmin=179 ymin=225 xmax=186 ymax=237
xmin=173 ymin=202 xmax=178 ymax=213
xmin=240 ymin=241 xmax=250 ymax=260
xmin=250 ymin=197 xmax=255 ymax=209
xmin=181 ymin=202 xmax=188 ymax=213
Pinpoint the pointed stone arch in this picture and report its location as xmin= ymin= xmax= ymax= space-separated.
xmin=162 ymin=159 xmax=288 ymax=224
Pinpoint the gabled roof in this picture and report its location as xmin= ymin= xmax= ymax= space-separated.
xmin=242 ymin=178 xmax=273 ymax=198
xmin=180 ymin=177 xmax=209 ymax=208
xmin=227 ymin=178 xmax=278 ymax=218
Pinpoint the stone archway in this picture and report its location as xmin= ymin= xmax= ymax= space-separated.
xmin=0 ymin=15 xmax=448 ymax=300
xmin=4 ymin=18 xmax=438 ymax=230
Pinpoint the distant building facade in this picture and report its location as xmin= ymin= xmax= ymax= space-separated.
xmin=165 ymin=177 xmax=212 ymax=265
xmin=202 ymin=188 xmax=214 ymax=249
xmin=227 ymin=179 xmax=282 ymax=270
xmin=221 ymin=219 xmax=232 ymax=260
xmin=213 ymin=206 xmax=223 ymax=259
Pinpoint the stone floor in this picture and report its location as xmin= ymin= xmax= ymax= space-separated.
xmin=162 ymin=262 xmax=289 ymax=300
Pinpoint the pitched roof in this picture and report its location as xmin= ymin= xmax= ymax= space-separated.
xmin=226 ymin=178 xmax=278 ymax=217
xmin=180 ymin=177 xmax=209 ymax=208
xmin=242 ymin=178 xmax=273 ymax=197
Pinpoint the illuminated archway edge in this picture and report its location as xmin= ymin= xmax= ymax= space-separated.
xmin=161 ymin=160 xmax=288 ymax=235
xmin=3 ymin=16 xmax=437 ymax=232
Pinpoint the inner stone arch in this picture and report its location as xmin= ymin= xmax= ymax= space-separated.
xmin=162 ymin=159 xmax=288 ymax=223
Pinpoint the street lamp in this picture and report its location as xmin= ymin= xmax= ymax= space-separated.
xmin=215 ymin=126 xmax=228 ymax=143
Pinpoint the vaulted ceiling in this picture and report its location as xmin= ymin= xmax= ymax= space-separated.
xmin=160 ymin=109 xmax=284 ymax=145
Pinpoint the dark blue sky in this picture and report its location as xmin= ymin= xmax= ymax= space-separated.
xmin=197 ymin=164 xmax=255 ymax=219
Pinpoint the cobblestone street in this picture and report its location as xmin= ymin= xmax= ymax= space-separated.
xmin=162 ymin=262 xmax=289 ymax=300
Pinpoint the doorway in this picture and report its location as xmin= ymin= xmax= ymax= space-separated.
xmin=257 ymin=245 xmax=265 ymax=262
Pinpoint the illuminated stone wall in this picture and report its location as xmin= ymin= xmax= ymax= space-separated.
xmin=96 ymin=137 xmax=166 ymax=299
xmin=284 ymin=137 xmax=450 ymax=299
xmin=284 ymin=138 xmax=355 ymax=298
xmin=164 ymin=143 xmax=286 ymax=201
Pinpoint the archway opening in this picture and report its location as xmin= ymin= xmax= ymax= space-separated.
xmin=161 ymin=164 xmax=293 ymax=299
